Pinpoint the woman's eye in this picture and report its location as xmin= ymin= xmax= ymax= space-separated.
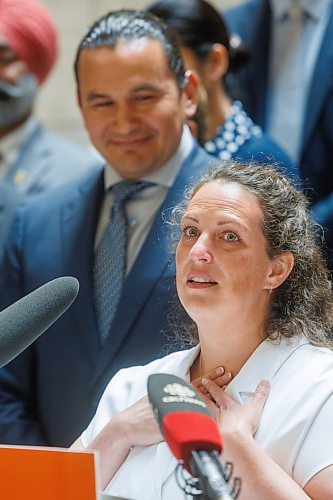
xmin=184 ymin=227 xmax=199 ymax=238
xmin=223 ymin=232 xmax=239 ymax=243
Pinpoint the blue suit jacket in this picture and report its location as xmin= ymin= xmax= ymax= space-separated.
xmin=0 ymin=142 xmax=215 ymax=446
xmin=0 ymin=184 xmax=23 ymax=260
xmin=224 ymin=0 xmax=333 ymax=258
xmin=0 ymin=121 xmax=101 ymax=248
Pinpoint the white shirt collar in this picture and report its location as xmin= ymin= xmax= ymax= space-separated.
xmin=226 ymin=335 xmax=309 ymax=402
xmin=180 ymin=335 xmax=310 ymax=402
xmin=103 ymin=125 xmax=194 ymax=191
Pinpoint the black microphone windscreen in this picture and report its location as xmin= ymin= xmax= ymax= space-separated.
xmin=0 ymin=276 xmax=79 ymax=367
xmin=147 ymin=373 xmax=211 ymax=431
xmin=148 ymin=373 xmax=222 ymax=471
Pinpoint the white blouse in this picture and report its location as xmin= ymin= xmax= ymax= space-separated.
xmin=82 ymin=336 xmax=333 ymax=499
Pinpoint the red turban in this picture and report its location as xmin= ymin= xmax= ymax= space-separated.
xmin=0 ymin=0 xmax=58 ymax=85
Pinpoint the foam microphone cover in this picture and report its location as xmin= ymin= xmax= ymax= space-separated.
xmin=147 ymin=373 xmax=210 ymax=427
xmin=0 ymin=276 xmax=79 ymax=367
xmin=147 ymin=373 xmax=222 ymax=471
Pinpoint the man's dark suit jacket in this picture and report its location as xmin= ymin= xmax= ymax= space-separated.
xmin=0 ymin=141 xmax=215 ymax=446
xmin=224 ymin=0 xmax=333 ymax=259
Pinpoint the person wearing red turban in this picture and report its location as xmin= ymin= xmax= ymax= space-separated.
xmin=0 ymin=0 xmax=57 ymax=86
xmin=0 ymin=0 xmax=57 ymax=133
xmin=0 ymin=0 xmax=100 ymax=248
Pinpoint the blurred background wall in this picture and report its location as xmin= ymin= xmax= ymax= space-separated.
xmin=36 ymin=0 xmax=245 ymax=146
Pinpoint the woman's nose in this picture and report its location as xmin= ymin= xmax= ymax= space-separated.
xmin=189 ymin=235 xmax=213 ymax=263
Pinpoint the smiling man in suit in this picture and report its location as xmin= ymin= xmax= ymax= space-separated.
xmin=0 ymin=9 xmax=215 ymax=446
xmin=0 ymin=0 xmax=100 ymax=246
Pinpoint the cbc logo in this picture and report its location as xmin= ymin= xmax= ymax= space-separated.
xmin=163 ymin=383 xmax=196 ymax=398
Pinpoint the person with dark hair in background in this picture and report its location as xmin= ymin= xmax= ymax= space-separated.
xmin=0 ymin=9 xmax=215 ymax=447
xmin=146 ymin=0 xmax=298 ymax=184
xmin=72 ymin=161 xmax=333 ymax=499
xmin=0 ymin=0 xmax=100 ymax=247
xmin=224 ymin=0 xmax=333 ymax=270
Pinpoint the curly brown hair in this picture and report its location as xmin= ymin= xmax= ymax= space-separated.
xmin=168 ymin=160 xmax=333 ymax=349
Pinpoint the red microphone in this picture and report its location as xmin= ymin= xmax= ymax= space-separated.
xmin=163 ymin=411 xmax=222 ymax=473
xmin=147 ymin=373 xmax=240 ymax=499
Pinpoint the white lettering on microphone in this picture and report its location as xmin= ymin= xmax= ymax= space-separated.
xmin=162 ymin=396 xmax=207 ymax=407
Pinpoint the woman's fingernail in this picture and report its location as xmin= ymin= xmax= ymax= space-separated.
xmin=202 ymin=378 xmax=208 ymax=386
xmin=218 ymin=367 xmax=225 ymax=375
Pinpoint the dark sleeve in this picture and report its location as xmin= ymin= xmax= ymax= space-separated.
xmin=0 ymin=205 xmax=47 ymax=445
xmin=236 ymin=134 xmax=301 ymax=188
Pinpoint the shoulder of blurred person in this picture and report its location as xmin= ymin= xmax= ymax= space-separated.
xmin=4 ymin=119 xmax=103 ymax=194
xmin=236 ymin=128 xmax=300 ymax=186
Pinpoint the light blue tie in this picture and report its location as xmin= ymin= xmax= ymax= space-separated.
xmin=94 ymin=181 xmax=151 ymax=343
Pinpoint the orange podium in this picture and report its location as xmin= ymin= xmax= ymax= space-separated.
xmin=0 ymin=445 xmax=98 ymax=500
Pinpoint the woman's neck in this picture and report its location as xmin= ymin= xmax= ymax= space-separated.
xmin=204 ymin=85 xmax=232 ymax=142
xmin=196 ymin=319 xmax=266 ymax=379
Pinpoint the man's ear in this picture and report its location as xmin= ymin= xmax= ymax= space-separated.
xmin=265 ymin=252 xmax=295 ymax=291
xmin=183 ymin=70 xmax=199 ymax=120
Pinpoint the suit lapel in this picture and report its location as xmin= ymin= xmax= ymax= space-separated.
xmin=302 ymin=7 xmax=333 ymax=154
xmin=246 ymin=0 xmax=272 ymax=126
xmin=4 ymin=124 xmax=47 ymax=192
xmin=61 ymin=168 xmax=104 ymax=362
xmin=92 ymin=144 xmax=215 ymax=382
xmin=0 ymin=183 xmax=23 ymax=247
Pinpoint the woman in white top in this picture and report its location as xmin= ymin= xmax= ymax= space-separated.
xmin=73 ymin=161 xmax=333 ymax=499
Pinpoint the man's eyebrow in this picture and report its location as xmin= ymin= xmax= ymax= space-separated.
xmin=85 ymin=84 xmax=162 ymax=102
xmin=86 ymin=92 xmax=112 ymax=102
xmin=130 ymin=84 xmax=161 ymax=92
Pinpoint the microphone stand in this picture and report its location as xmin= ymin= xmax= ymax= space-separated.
xmin=189 ymin=450 xmax=241 ymax=500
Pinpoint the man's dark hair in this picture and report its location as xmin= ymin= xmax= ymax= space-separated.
xmin=74 ymin=9 xmax=186 ymax=90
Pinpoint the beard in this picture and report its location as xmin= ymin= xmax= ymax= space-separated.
xmin=0 ymin=74 xmax=38 ymax=130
